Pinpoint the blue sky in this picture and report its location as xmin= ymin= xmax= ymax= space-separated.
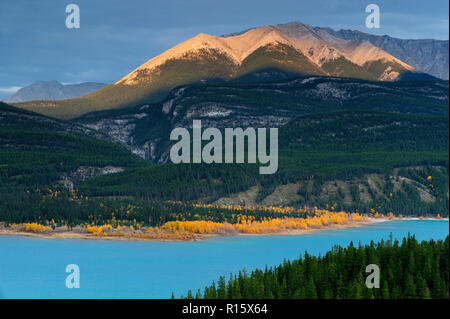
xmin=0 ymin=0 xmax=448 ymax=98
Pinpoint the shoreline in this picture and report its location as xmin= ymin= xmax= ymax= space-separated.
xmin=0 ymin=217 xmax=447 ymax=242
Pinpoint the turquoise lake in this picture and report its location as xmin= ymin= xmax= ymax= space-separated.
xmin=0 ymin=220 xmax=448 ymax=299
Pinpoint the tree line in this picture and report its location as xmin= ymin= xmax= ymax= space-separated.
xmin=181 ymin=235 xmax=449 ymax=299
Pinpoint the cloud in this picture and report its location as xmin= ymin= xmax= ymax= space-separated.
xmin=0 ymin=86 xmax=21 ymax=94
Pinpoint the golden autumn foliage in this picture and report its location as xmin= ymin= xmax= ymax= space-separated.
xmin=373 ymin=212 xmax=385 ymax=219
xmin=84 ymin=223 xmax=198 ymax=240
xmin=86 ymin=224 xmax=113 ymax=236
xmin=161 ymin=212 xmax=368 ymax=235
xmin=79 ymin=203 xmax=383 ymax=239
xmin=22 ymin=223 xmax=51 ymax=233
xmin=82 ymin=211 xmax=369 ymax=238
xmin=11 ymin=201 xmax=408 ymax=241
xmin=191 ymin=202 xmax=310 ymax=215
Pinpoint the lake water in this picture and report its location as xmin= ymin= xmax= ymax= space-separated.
xmin=0 ymin=220 xmax=448 ymax=299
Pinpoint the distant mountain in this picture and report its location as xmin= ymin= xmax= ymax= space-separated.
xmin=3 ymin=80 xmax=106 ymax=103
xmin=116 ymin=22 xmax=419 ymax=85
xmin=14 ymin=22 xmax=436 ymax=119
xmin=314 ymin=27 xmax=449 ymax=80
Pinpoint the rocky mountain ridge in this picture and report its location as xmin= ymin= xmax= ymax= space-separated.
xmin=3 ymin=81 xmax=106 ymax=103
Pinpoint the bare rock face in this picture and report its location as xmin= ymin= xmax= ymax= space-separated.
xmin=314 ymin=26 xmax=449 ymax=80
xmin=59 ymin=166 xmax=125 ymax=190
xmin=70 ymin=165 xmax=124 ymax=182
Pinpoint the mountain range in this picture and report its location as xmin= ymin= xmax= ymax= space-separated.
xmin=3 ymin=81 xmax=106 ymax=103
xmin=227 ymin=23 xmax=449 ymax=80
xmin=314 ymin=27 xmax=449 ymax=80
xmin=13 ymin=22 xmax=442 ymax=120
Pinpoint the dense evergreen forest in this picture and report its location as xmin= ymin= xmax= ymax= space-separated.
xmin=73 ymin=79 xmax=449 ymax=214
xmin=79 ymin=110 xmax=449 ymax=216
xmin=1 ymin=76 xmax=449 ymax=225
xmin=0 ymin=102 xmax=144 ymax=193
xmin=0 ymin=191 xmax=312 ymax=227
xmin=181 ymin=236 xmax=449 ymax=299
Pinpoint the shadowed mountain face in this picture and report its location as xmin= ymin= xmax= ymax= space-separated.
xmin=74 ymin=76 xmax=449 ymax=163
xmin=3 ymin=81 xmax=106 ymax=103
xmin=314 ymin=27 xmax=449 ymax=80
xmin=12 ymin=22 xmax=437 ymax=120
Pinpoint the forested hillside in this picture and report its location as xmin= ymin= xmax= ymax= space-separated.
xmin=79 ymin=106 xmax=448 ymax=216
xmin=0 ymin=102 xmax=145 ymax=222
xmin=0 ymin=75 xmax=448 ymax=224
xmin=75 ymin=76 xmax=449 ymax=162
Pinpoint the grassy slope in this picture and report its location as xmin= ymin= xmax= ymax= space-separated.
xmin=236 ymin=43 xmax=326 ymax=78
xmin=15 ymin=43 xmax=324 ymax=120
xmin=363 ymin=59 xmax=407 ymax=79
xmin=322 ymin=56 xmax=377 ymax=80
